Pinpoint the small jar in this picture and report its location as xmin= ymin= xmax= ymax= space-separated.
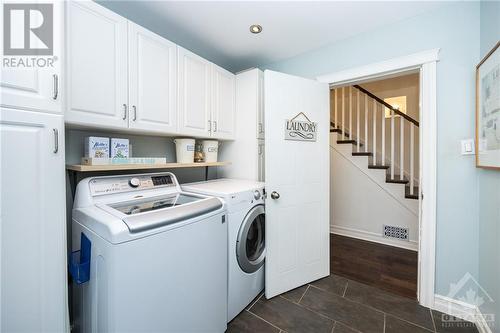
xmin=194 ymin=142 xmax=205 ymax=163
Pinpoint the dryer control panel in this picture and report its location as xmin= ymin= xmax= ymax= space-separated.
xmin=89 ymin=173 xmax=177 ymax=196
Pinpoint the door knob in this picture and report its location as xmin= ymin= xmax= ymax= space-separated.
xmin=270 ymin=191 xmax=280 ymax=200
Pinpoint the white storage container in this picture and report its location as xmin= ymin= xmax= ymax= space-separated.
xmin=174 ymin=138 xmax=195 ymax=163
xmin=202 ymin=140 xmax=219 ymax=163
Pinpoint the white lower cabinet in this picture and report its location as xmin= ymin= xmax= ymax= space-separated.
xmin=0 ymin=108 xmax=68 ymax=332
xmin=128 ymin=22 xmax=177 ymax=134
xmin=0 ymin=0 xmax=63 ymax=114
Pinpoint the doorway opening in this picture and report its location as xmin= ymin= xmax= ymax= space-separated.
xmin=318 ymin=49 xmax=439 ymax=307
xmin=329 ymin=71 xmax=420 ymax=299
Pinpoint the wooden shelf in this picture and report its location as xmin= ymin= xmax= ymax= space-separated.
xmin=66 ymin=161 xmax=231 ymax=172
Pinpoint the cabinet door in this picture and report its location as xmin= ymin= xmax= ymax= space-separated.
xmin=0 ymin=1 xmax=63 ymax=114
xmin=0 ymin=109 xmax=68 ymax=332
xmin=177 ymin=47 xmax=211 ymax=137
xmin=258 ymin=139 xmax=265 ymax=181
xmin=65 ymin=1 xmax=128 ymax=129
xmin=212 ymin=64 xmax=235 ymax=140
xmin=128 ymin=22 xmax=177 ymax=134
xmin=257 ymin=70 xmax=265 ymax=139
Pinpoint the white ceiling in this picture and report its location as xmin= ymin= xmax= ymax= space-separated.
xmin=99 ymin=1 xmax=448 ymax=73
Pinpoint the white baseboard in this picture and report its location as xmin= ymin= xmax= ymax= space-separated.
xmin=330 ymin=225 xmax=418 ymax=251
xmin=434 ymin=294 xmax=493 ymax=333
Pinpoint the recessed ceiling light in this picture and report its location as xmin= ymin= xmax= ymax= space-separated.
xmin=250 ymin=24 xmax=262 ymax=34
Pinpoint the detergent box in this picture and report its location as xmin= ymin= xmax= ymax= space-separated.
xmin=84 ymin=136 xmax=109 ymax=158
xmin=111 ymin=138 xmax=130 ymax=158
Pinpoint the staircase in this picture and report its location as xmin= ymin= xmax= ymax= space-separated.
xmin=330 ymin=84 xmax=420 ymax=201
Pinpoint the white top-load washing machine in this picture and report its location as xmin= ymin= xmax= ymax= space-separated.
xmin=182 ymin=179 xmax=265 ymax=322
xmin=71 ymin=172 xmax=227 ymax=333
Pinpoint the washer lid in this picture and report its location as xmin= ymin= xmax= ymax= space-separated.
xmin=120 ymin=197 xmax=223 ymax=233
xmin=182 ymin=179 xmax=264 ymax=197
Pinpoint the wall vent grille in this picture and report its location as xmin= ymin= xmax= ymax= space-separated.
xmin=383 ymin=225 xmax=409 ymax=241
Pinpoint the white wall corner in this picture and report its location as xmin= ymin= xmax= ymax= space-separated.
xmin=433 ymin=294 xmax=493 ymax=333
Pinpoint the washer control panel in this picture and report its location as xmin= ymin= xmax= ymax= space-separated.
xmin=89 ymin=173 xmax=177 ymax=196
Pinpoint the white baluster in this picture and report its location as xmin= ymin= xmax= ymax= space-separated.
xmin=373 ymin=99 xmax=377 ymax=164
xmin=356 ymin=89 xmax=360 ymax=152
xmin=390 ymin=110 xmax=395 ymax=179
xmin=349 ymin=87 xmax=353 ymax=140
xmin=341 ymin=87 xmax=345 ymax=137
xmin=400 ymin=118 xmax=404 ymax=180
xmin=364 ymin=94 xmax=368 ymax=153
xmin=410 ymin=125 xmax=415 ymax=195
xmin=334 ymin=89 xmax=338 ymax=129
xmin=381 ymin=103 xmax=385 ymax=166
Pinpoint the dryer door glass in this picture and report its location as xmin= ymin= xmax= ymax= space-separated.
xmin=237 ymin=205 xmax=266 ymax=273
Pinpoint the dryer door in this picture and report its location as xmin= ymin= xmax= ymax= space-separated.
xmin=236 ymin=205 xmax=265 ymax=273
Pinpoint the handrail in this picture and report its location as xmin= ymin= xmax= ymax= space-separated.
xmin=353 ymin=85 xmax=419 ymax=127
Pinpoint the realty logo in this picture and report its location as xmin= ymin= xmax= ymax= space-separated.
xmin=3 ymin=3 xmax=53 ymax=56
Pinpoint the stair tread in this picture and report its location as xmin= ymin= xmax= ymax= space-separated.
xmin=368 ymin=165 xmax=390 ymax=169
xmin=386 ymin=176 xmax=409 ymax=184
xmin=337 ymin=140 xmax=356 ymax=144
xmin=352 ymin=152 xmax=373 ymax=156
xmin=405 ymin=186 xmax=419 ymax=200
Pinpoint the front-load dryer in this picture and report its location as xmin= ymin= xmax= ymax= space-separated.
xmin=182 ymin=179 xmax=265 ymax=322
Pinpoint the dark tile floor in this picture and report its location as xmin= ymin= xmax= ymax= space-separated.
xmin=227 ymin=274 xmax=479 ymax=333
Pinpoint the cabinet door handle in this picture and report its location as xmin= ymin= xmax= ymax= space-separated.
xmin=208 ymin=120 xmax=212 ymax=132
xmin=214 ymin=121 xmax=217 ymax=132
xmin=122 ymin=104 xmax=127 ymax=120
xmin=52 ymin=74 xmax=58 ymax=100
xmin=132 ymin=105 xmax=137 ymax=121
xmin=53 ymin=128 xmax=59 ymax=153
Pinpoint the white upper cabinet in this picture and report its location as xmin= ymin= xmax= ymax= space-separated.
xmin=177 ymin=47 xmax=212 ymax=137
xmin=128 ymin=22 xmax=177 ymax=134
xmin=65 ymin=1 xmax=128 ymax=128
xmin=0 ymin=0 xmax=63 ymax=114
xmin=64 ymin=1 xmax=236 ymax=139
xmin=212 ymin=64 xmax=235 ymax=140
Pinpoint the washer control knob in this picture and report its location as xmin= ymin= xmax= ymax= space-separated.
xmin=129 ymin=177 xmax=140 ymax=188
xmin=254 ymin=190 xmax=261 ymax=200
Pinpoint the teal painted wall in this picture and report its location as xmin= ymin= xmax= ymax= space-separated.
xmin=262 ymin=2 xmax=481 ymax=297
xmin=478 ymin=1 xmax=500 ymax=331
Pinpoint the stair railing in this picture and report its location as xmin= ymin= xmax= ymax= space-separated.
xmin=331 ymin=84 xmax=420 ymax=196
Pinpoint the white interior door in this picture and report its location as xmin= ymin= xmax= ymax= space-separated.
xmin=264 ymin=70 xmax=330 ymax=299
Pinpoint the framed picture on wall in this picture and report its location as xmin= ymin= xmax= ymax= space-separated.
xmin=476 ymin=41 xmax=500 ymax=169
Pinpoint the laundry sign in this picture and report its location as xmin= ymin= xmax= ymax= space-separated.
xmin=284 ymin=112 xmax=317 ymax=142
